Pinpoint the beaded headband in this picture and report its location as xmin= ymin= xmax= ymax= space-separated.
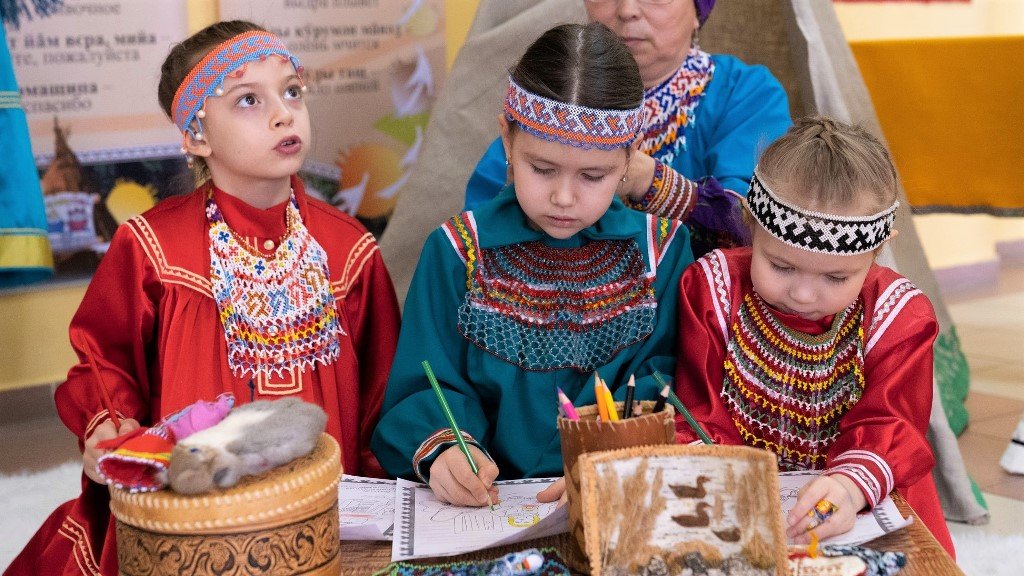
xmin=503 ymin=77 xmax=644 ymax=150
xmin=746 ymin=169 xmax=898 ymax=255
xmin=171 ymin=30 xmax=303 ymax=139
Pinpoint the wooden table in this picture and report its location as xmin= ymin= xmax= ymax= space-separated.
xmin=337 ymin=494 xmax=963 ymax=575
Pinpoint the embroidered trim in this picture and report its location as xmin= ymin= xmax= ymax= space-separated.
xmin=413 ymin=428 xmax=482 ymax=484
xmin=696 ymin=250 xmax=731 ymax=341
xmin=626 ymin=160 xmax=697 ymax=221
xmin=207 ymin=192 xmax=344 ymax=379
xmin=722 ymin=292 xmax=866 ymax=471
xmin=639 ymin=47 xmax=714 ymax=163
xmin=747 ymin=170 xmax=899 ymax=255
xmin=504 ymin=77 xmax=643 ymax=150
xmin=647 ymin=214 xmax=682 ymax=270
xmin=57 ymin=517 xmax=102 ymax=576
xmin=866 ymin=278 xmax=921 ymax=354
xmin=85 ymin=409 xmax=129 ymax=440
xmin=128 ymin=215 xmax=213 ymax=296
xmin=333 ymin=232 xmax=379 ymax=296
xmin=829 ymin=449 xmax=894 ymax=508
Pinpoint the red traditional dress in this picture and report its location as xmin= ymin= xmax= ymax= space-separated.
xmin=6 ymin=177 xmax=400 ymax=576
xmin=675 ymin=248 xmax=954 ymax=558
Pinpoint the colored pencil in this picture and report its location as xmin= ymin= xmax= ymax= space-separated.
xmin=422 ymin=360 xmax=494 ymax=508
xmin=73 ymin=332 xmax=120 ymax=429
xmin=622 ymin=374 xmax=636 ymax=419
xmin=556 ymin=387 xmax=579 ymax=420
xmin=653 ymin=371 xmax=714 ymax=445
xmin=594 ymin=373 xmax=610 ymax=422
xmin=603 ymin=381 xmax=619 ymax=422
xmin=653 ymin=384 xmax=670 ymax=413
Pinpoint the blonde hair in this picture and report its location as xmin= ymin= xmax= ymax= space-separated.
xmin=756 ymin=116 xmax=898 ymax=214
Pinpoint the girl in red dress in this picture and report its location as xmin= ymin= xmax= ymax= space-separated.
xmin=674 ymin=116 xmax=955 ymax=558
xmin=6 ymin=20 xmax=400 ymax=576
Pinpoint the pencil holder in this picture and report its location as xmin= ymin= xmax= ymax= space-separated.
xmin=557 ymin=401 xmax=676 ymax=572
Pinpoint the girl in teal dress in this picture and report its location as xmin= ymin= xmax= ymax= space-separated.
xmin=371 ymin=22 xmax=694 ymax=506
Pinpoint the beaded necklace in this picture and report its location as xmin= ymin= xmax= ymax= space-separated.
xmin=207 ymin=191 xmax=342 ymax=379
xmin=722 ymin=292 xmax=866 ymax=471
xmin=639 ymin=46 xmax=714 ymax=165
xmin=456 ymin=233 xmax=656 ymax=372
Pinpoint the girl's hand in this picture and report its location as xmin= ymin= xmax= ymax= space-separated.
xmin=83 ymin=418 xmax=140 ymax=484
xmin=618 ymin=148 xmax=657 ymax=203
xmin=785 ymin=474 xmax=866 ymax=543
xmin=536 ymin=477 xmax=568 ymax=507
xmin=429 ymin=444 xmax=499 ymax=507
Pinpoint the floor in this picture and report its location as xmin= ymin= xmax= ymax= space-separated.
xmin=0 ymin=265 xmax=1021 ymax=564
xmin=943 ymin=265 xmax=1024 ymax=541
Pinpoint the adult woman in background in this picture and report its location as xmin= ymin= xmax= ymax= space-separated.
xmin=464 ymin=0 xmax=792 ymax=256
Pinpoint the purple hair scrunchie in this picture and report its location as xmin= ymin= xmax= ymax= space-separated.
xmin=695 ymin=0 xmax=716 ymax=25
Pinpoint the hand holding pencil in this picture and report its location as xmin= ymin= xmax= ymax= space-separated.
xmin=422 ymin=360 xmax=499 ymax=508
xmin=429 ymin=444 xmax=499 ymax=507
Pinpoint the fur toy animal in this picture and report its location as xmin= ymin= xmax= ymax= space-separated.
xmin=167 ymin=397 xmax=327 ymax=494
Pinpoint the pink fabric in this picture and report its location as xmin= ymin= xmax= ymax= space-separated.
xmin=165 ymin=392 xmax=234 ymax=441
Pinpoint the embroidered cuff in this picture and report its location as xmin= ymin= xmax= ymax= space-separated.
xmin=84 ymin=409 xmax=129 ymax=440
xmin=625 ymin=160 xmax=696 ymax=221
xmin=412 ymin=428 xmax=489 ymax=484
xmin=824 ymin=449 xmax=894 ymax=509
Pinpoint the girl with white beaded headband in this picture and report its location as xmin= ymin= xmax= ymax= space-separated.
xmin=673 ymin=116 xmax=955 ymax=558
xmin=8 ymin=21 xmax=401 ymax=575
xmin=372 ymin=22 xmax=694 ymax=507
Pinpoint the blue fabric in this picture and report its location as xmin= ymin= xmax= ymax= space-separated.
xmin=371 ymin=187 xmax=693 ymax=481
xmin=464 ymin=54 xmax=792 ymax=211
xmin=0 ymin=24 xmax=53 ymax=287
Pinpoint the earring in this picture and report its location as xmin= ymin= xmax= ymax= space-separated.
xmin=692 ymin=26 xmax=700 ymax=49
xmin=505 ymin=157 xmax=510 ymax=165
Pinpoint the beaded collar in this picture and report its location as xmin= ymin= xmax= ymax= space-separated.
xmin=445 ymin=212 xmax=657 ymax=372
xmin=722 ymin=291 xmax=866 ymax=471
xmin=639 ymin=46 xmax=714 ymax=164
xmin=206 ymin=190 xmax=342 ymax=379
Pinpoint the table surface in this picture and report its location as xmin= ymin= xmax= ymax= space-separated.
xmin=336 ymin=493 xmax=963 ymax=575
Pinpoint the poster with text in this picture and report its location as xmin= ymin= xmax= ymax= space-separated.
xmin=220 ymin=0 xmax=446 ymax=235
xmin=6 ymin=1 xmax=190 ymax=278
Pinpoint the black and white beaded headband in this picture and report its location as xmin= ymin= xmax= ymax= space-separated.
xmin=746 ymin=169 xmax=898 ymax=255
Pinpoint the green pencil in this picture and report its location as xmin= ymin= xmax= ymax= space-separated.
xmin=653 ymin=371 xmax=714 ymax=445
xmin=421 ymin=360 xmax=495 ymax=508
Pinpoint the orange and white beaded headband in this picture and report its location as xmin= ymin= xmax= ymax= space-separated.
xmin=746 ymin=169 xmax=898 ymax=255
xmin=171 ymin=30 xmax=304 ymax=140
xmin=503 ymin=78 xmax=644 ymax=150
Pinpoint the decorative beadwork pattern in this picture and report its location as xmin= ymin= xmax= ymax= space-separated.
xmin=443 ymin=214 xmax=659 ymax=372
xmin=747 ymin=171 xmax=899 ymax=255
xmin=374 ymin=547 xmax=571 ymax=576
xmin=172 ymin=31 xmax=302 ymax=137
xmin=412 ymin=428 xmax=485 ymax=484
xmin=504 ymin=78 xmax=644 ymax=150
xmin=639 ymin=47 xmax=714 ymax=164
xmin=207 ymin=193 xmax=343 ymax=379
xmin=625 ymin=160 xmax=697 ymax=221
xmin=721 ymin=292 xmax=866 ymax=471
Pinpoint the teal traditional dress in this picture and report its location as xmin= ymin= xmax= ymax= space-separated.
xmin=371 ymin=187 xmax=693 ymax=481
xmin=0 ymin=24 xmax=53 ymax=286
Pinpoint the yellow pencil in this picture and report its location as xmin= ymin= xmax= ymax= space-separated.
xmin=602 ymin=379 xmax=619 ymax=422
xmin=594 ymin=373 xmax=610 ymax=422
